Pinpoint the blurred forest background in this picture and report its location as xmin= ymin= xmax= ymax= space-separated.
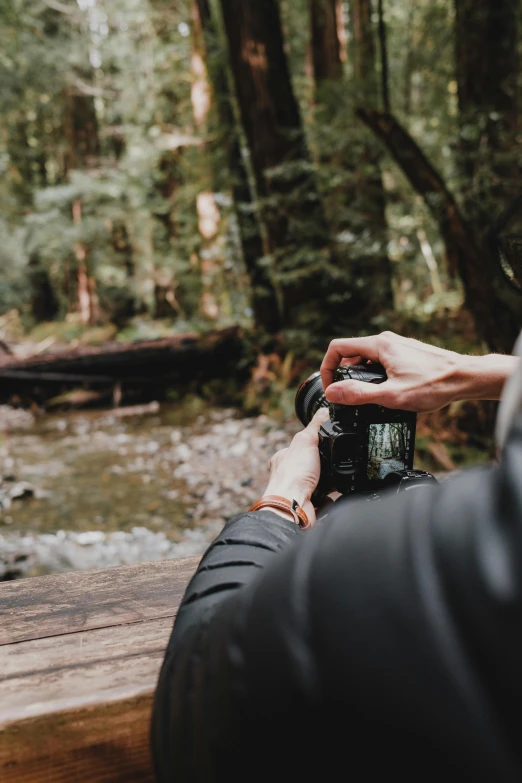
xmin=1 ymin=0 xmax=521 ymax=450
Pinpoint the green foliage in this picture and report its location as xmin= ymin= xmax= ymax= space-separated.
xmin=0 ymin=0 xmax=519 ymax=353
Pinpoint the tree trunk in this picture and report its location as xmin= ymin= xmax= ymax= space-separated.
xmin=28 ymin=254 xmax=60 ymax=323
xmin=72 ymin=198 xmax=98 ymax=326
xmin=358 ymin=109 xmax=521 ymax=352
xmin=194 ymin=0 xmax=280 ymax=333
xmin=454 ymin=0 xmax=520 ymax=231
xmin=309 ymin=0 xmax=393 ymax=321
xmin=190 ymin=7 xmax=223 ymax=324
xmin=219 ymin=0 xmax=338 ymax=336
xmin=63 ymin=87 xmax=100 ymax=175
xmin=349 ymin=0 xmax=393 ymax=314
xmin=310 ymin=0 xmax=343 ymax=82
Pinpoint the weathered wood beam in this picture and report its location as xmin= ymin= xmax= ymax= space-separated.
xmin=0 ymin=556 xmax=200 ymax=783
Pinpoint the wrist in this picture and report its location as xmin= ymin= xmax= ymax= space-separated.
xmin=455 ymin=354 xmax=521 ymax=402
xmin=250 ymin=494 xmax=310 ymax=528
xmin=262 ymin=484 xmax=308 ymax=509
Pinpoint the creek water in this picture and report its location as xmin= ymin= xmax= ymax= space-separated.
xmin=0 ymin=401 xmax=299 ymax=578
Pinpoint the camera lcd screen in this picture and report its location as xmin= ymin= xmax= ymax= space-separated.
xmin=367 ymin=422 xmax=412 ymax=481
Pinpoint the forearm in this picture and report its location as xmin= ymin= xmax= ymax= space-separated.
xmin=454 ymin=353 xmax=520 ymax=402
xmin=321 ymin=331 xmax=521 ymax=412
xmin=155 ymin=510 xmax=301 ymax=653
xmin=151 ymin=509 xmax=302 ymax=782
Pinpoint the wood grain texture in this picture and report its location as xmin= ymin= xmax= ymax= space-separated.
xmin=0 ymin=556 xmax=201 ymax=782
xmin=0 ymin=616 xmax=172 ymax=724
xmin=0 ymin=694 xmax=155 ymax=783
xmin=0 ymin=555 xmax=199 ymax=644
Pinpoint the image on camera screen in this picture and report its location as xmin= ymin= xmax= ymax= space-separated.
xmin=367 ymin=422 xmax=411 ymax=481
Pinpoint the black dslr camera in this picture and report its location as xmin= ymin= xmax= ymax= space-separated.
xmin=295 ymin=363 xmax=437 ymax=504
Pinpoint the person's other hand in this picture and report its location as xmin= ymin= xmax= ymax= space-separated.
xmin=263 ymin=407 xmax=329 ymax=527
xmin=320 ymin=331 xmax=464 ymax=413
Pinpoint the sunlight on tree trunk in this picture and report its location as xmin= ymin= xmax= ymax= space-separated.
xmin=417 ymin=228 xmax=443 ymax=297
xmin=191 ymin=1 xmax=222 ymax=322
xmin=194 ymin=0 xmax=280 ymax=334
xmin=72 ymin=198 xmax=97 ymax=326
xmin=219 ymin=0 xmax=342 ymax=337
xmin=197 ymin=191 xmax=220 ymax=240
xmin=190 ymin=50 xmax=211 ymax=126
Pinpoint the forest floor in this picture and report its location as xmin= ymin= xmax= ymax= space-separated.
xmin=0 ymin=306 xmax=499 ymax=579
xmin=0 ymin=401 xmax=300 ymax=579
xmin=0 ymin=392 xmax=494 ymax=581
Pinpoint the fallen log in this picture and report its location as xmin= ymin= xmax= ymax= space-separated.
xmin=0 ymin=326 xmax=248 ymax=408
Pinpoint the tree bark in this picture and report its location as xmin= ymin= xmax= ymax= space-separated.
xmin=351 ymin=0 xmax=376 ymax=96
xmin=72 ymin=198 xmax=98 ymax=326
xmin=310 ymin=0 xmax=343 ymax=82
xmin=358 ymin=108 xmax=521 ymax=352
xmin=349 ymin=0 xmax=393 ymax=314
xmin=219 ymin=0 xmax=337 ymax=335
xmin=194 ymin=0 xmax=280 ymax=334
xmin=377 ymin=0 xmax=390 ymax=112
xmin=28 ymin=254 xmax=60 ymax=323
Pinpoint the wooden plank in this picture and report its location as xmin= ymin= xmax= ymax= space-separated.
xmin=0 ymin=694 xmax=155 ymax=783
xmin=0 ymin=556 xmax=200 ymax=645
xmin=0 ymin=557 xmax=201 ymax=782
xmin=0 ymin=616 xmax=173 ymax=724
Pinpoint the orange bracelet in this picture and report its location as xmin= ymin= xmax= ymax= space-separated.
xmin=249 ymin=495 xmax=310 ymax=529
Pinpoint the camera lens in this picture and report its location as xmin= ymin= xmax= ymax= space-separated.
xmin=295 ymin=372 xmax=329 ymax=426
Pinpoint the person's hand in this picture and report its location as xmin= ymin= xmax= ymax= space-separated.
xmin=262 ymin=407 xmax=329 ymax=527
xmin=320 ymin=331 xmax=519 ymax=413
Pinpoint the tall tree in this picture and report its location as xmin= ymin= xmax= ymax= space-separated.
xmin=218 ymin=0 xmax=341 ymax=336
xmin=348 ymin=0 xmax=393 ymax=314
xmin=309 ymin=0 xmax=394 ymax=324
xmin=64 ymin=83 xmax=101 ymax=325
xmin=310 ymin=0 xmax=343 ymax=82
xmin=194 ymin=0 xmax=280 ymax=334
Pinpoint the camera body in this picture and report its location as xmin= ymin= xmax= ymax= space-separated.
xmin=295 ymin=363 xmax=437 ymax=504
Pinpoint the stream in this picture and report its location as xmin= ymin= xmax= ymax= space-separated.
xmin=0 ymin=402 xmax=299 ymax=579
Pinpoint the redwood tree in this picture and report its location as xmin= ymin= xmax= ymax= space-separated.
xmin=194 ymin=0 xmax=280 ymax=334
xmin=310 ymin=0 xmax=343 ymax=82
xmin=308 ymin=0 xmax=393 ymax=322
xmin=219 ymin=0 xmax=341 ymax=336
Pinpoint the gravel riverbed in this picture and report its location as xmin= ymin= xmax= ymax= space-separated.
xmin=0 ymin=403 xmax=300 ymax=579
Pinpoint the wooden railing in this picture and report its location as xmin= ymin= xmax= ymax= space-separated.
xmin=0 ymin=556 xmax=200 ymax=783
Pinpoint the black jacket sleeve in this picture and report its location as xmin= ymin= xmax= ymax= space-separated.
xmin=150 ymin=415 xmax=522 ymax=783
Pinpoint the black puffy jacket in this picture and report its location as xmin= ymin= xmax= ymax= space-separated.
xmin=151 ymin=415 xmax=522 ymax=782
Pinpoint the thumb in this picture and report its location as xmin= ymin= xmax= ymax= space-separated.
xmin=325 ymin=380 xmax=389 ymax=406
xmin=310 ymin=406 xmax=330 ymax=428
xmin=301 ymin=406 xmax=329 ymax=440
